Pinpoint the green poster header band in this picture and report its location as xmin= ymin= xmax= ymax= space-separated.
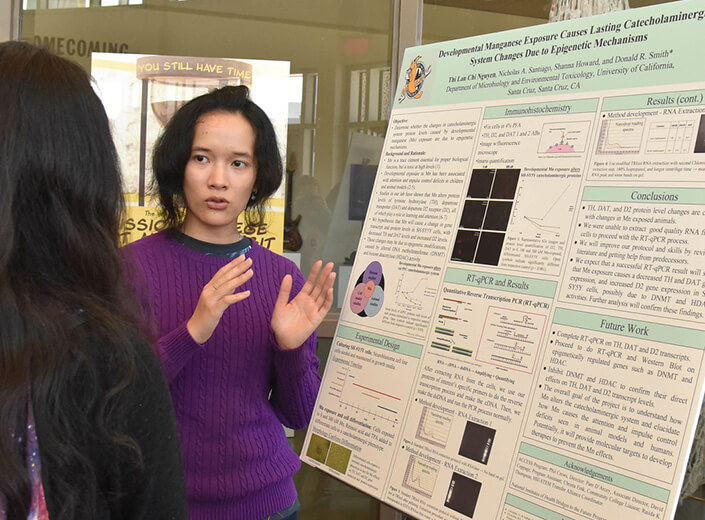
xmin=394 ymin=3 xmax=705 ymax=108
xmin=519 ymin=443 xmax=669 ymax=503
xmin=337 ymin=325 xmax=423 ymax=358
xmin=602 ymin=89 xmax=705 ymax=111
xmin=484 ymin=98 xmax=599 ymax=119
xmin=582 ymin=187 xmax=705 ymax=205
xmin=445 ymin=268 xmax=557 ymax=298
xmin=553 ymin=308 xmax=705 ymax=349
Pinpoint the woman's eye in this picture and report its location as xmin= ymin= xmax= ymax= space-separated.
xmin=194 ymin=155 xmax=208 ymax=163
xmin=233 ymin=160 xmax=246 ymax=167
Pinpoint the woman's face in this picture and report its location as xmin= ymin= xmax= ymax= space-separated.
xmin=181 ymin=111 xmax=257 ymax=244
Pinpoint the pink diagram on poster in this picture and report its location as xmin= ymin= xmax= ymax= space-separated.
xmin=350 ymin=284 xmax=368 ymax=314
xmin=349 ymin=261 xmax=385 ymax=317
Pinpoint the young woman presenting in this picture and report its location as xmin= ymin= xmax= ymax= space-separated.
xmin=125 ymin=85 xmax=335 ymax=520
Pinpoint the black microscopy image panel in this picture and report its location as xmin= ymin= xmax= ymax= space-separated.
xmin=444 ymin=472 xmax=482 ymax=518
xmin=467 ymin=169 xmax=494 ymax=198
xmin=483 ymin=201 xmax=512 ymax=231
xmin=459 ymin=200 xmax=488 ymax=229
xmin=490 ymin=169 xmax=520 ymax=199
xmin=474 ymin=231 xmax=505 ymax=266
xmin=458 ymin=421 xmax=496 ymax=465
xmin=695 ymin=114 xmax=705 ymax=153
xmin=451 ymin=230 xmax=480 ymax=263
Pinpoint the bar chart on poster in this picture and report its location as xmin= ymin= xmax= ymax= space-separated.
xmin=302 ymin=2 xmax=705 ymax=519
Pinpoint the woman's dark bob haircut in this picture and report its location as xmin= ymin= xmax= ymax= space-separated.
xmin=152 ymin=85 xmax=283 ymax=231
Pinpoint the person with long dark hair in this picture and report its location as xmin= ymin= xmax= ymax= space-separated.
xmin=0 ymin=41 xmax=187 ymax=520
xmin=125 ymin=85 xmax=335 ymax=519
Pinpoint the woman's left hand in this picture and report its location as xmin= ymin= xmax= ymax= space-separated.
xmin=272 ymin=260 xmax=336 ymax=350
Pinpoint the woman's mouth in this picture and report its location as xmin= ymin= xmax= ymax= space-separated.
xmin=206 ymin=198 xmax=228 ymax=210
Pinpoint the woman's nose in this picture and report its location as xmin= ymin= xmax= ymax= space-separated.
xmin=208 ymin=162 xmax=228 ymax=189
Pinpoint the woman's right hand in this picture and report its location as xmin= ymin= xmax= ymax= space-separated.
xmin=187 ymin=255 xmax=254 ymax=344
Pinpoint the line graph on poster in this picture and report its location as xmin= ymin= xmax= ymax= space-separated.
xmin=415 ymin=406 xmax=453 ymax=448
xmin=327 ymin=366 xmax=401 ymax=425
xmin=395 ymin=270 xmax=438 ymax=310
xmin=402 ymin=454 xmax=440 ymax=499
xmin=510 ymin=180 xmax=580 ymax=240
xmin=596 ymin=118 xmax=645 ymax=155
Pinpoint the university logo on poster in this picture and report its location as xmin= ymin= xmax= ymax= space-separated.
xmin=399 ymin=55 xmax=432 ymax=103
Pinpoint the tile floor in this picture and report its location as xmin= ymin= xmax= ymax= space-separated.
xmin=676 ymin=492 xmax=705 ymax=520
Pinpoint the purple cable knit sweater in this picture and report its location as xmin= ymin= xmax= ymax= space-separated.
xmin=126 ymin=231 xmax=321 ymax=520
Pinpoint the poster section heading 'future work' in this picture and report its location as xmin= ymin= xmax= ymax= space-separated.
xmin=91 ymin=53 xmax=289 ymax=252
xmin=302 ymin=1 xmax=705 ymax=519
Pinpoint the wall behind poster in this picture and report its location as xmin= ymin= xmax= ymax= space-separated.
xmin=302 ymin=1 xmax=705 ymax=520
xmin=92 ymin=53 xmax=288 ymax=253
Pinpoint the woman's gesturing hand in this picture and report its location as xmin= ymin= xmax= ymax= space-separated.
xmin=187 ymin=255 xmax=254 ymax=344
xmin=271 ymin=261 xmax=336 ymax=351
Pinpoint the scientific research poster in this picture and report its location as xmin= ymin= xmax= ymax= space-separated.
xmin=302 ymin=2 xmax=705 ymax=519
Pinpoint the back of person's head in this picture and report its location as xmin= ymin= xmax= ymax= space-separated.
xmin=152 ymin=85 xmax=283 ymax=231
xmin=0 ymin=40 xmax=124 ymax=300
xmin=0 ymin=41 xmax=143 ymax=519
